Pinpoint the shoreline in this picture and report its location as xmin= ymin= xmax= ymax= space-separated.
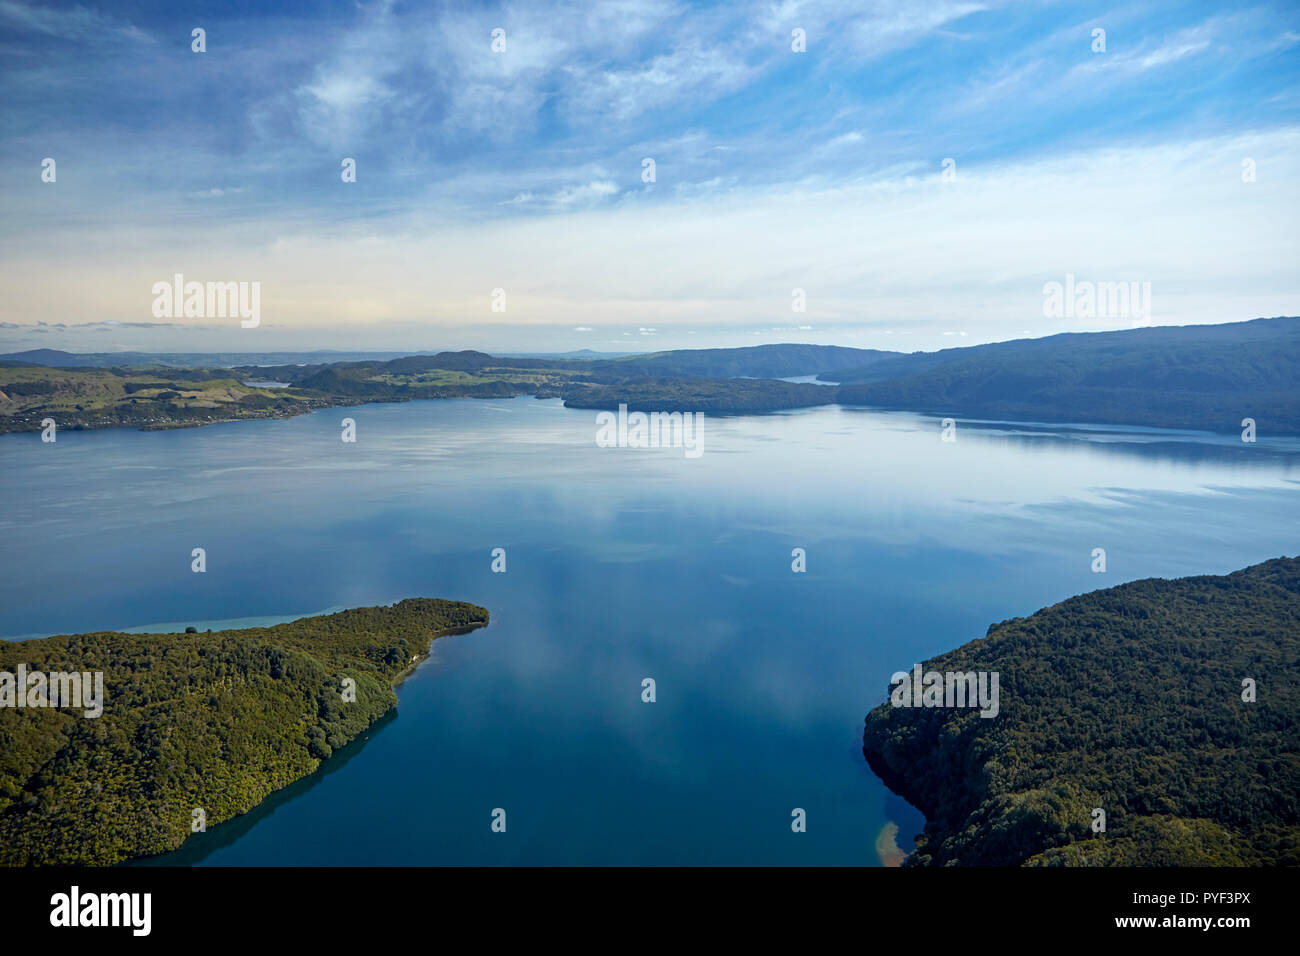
xmin=3 ymin=389 xmax=1290 ymax=441
xmin=120 ymin=615 xmax=488 ymax=868
xmin=125 ymin=616 xmax=489 ymax=867
xmin=860 ymin=556 xmax=1300 ymax=866
xmin=0 ymin=600 xmax=490 ymax=866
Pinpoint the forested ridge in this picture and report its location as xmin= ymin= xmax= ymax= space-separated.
xmin=0 ymin=599 xmax=488 ymax=865
xmin=862 ymin=557 xmax=1300 ymax=866
xmin=833 ymin=316 xmax=1300 ymax=433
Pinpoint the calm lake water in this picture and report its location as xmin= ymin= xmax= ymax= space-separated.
xmin=1 ymin=398 xmax=1297 ymax=865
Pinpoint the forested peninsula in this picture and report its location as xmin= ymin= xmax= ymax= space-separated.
xmin=862 ymin=557 xmax=1300 ymax=866
xmin=0 ymin=599 xmax=488 ymax=865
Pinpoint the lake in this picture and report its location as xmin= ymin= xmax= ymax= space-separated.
xmin=1 ymin=397 xmax=1296 ymax=864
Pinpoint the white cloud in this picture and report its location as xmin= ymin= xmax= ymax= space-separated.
xmin=8 ymin=127 xmax=1295 ymax=347
xmin=555 ymin=180 xmax=620 ymax=206
xmin=564 ymin=40 xmax=759 ymax=123
xmin=0 ymin=0 xmax=150 ymax=41
xmin=1138 ymin=38 xmax=1210 ymax=70
xmin=3 ymin=3 xmax=1297 ymax=353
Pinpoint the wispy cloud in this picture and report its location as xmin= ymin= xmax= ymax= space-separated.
xmin=1 ymin=0 xmax=1297 ymax=352
xmin=0 ymin=0 xmax=151 ymax=42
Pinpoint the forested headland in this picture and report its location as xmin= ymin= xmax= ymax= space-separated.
xmin=862 ymin=557 xmax=1300 ymax=866
xmin=0 ymin=599 xmax=488 ymax=865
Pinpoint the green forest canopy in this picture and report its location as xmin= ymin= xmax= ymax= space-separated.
xmin=0 ymin=598 xmax=488 ymax=865
xmin=863 ymin=556 xmax=1300 ymax=866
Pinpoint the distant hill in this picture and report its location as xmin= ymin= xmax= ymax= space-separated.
xmin=0 ymin=343 xmax=891 ymax=378
xmin=0 ymin=349 xmax=447 ymax=369
xmin=833 ymin=316 xmax=1300 ymax=434
xmin=862 ymin=556 xmax=1300 ymax=866
xmin=597 ymin=343 xmax=897 ymax=379
xmin=498 ymin=349 xmax=638 ymax=360
xmin=0 ymin=349 xmax=120 ymax=367
xmin=4 ymin=319 xmax=1297 ymax=435
xmin=0 ymin=366 xmax=329 ymax=434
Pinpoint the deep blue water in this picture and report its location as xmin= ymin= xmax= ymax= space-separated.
xmin=1 ymin=397 xmax=1297 ymax=865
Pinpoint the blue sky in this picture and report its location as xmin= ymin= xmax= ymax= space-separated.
xmin=1 ymin=0 xmax=1298 ymax=353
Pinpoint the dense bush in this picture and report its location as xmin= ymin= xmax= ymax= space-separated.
xmin=0 ymin=598 xmax=488 ymax=865
xmin=863 ymin=557 xmax=1300 ymax=866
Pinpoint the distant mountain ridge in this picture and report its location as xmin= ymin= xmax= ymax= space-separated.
xmin=0 ymin=343 xmax=896 ymax=378
xmin=0 ymin=349 xmax=452 ymax=369
xmin=595 ymin=343 xmax=897 ymax=378
xmin=831 ymin=316 xmax=1300 ymax=433
xmin=3 ymin=317 xmax=1297 ymax=434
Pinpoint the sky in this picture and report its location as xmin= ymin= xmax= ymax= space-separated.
xmin=0 ymin=0 xmax=1297 ymax=355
